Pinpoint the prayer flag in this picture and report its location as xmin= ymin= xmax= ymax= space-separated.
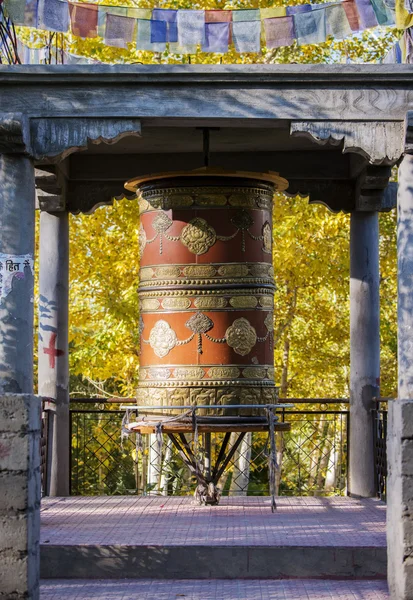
xmin=24 ymin=0 xmax=38 ymax=26
xmin=396 ymin=0 xmax=413 ymax=24
xmin=97 ymin=6 xmax=127 ymax=37
xmin=136 ymin=19 xmax=166 ymax=51
xmin=69 ymin=2 xmax=98 ymax=38
xmin=232 ymin=8 xmax=261 ymax=21
xmin=287 ymin=5 xmax=312 ymax=15
xmin=325 ymin=4 xmax=352 ymax=38
xmin=342 ymin=0 xmax=361 ymax=29
xmin=264 ymin=15 xmax=295 ymax=47
xmin=105 ymin=13 xmax=136 ymax=48
xmin=151 ymin=20 xmax=167 ymax=43
xmin=355 ymin=0 xmax=378 ymax=28
xmin=205 ymin=11 xmax=232 ymax=43
xmin=202 ymin=21 xmax=230 ymax=52
xmin=371 ymin=0 xmax=395 ymax=24
xmin=97 ymin=7 xmax=106 ymax=37
xmin=126 ymin=8 xmax=152 ymax=19
xmin=233 ymin=19 xmax=261 ymax=52
xmin=396 ymin=0 xmax=413 ymax=25
xmin=205 ymin=10 xmax=232 ymax=22
xmin=5 ymin=0 xmax=27 ymax=25
xmin=38 ymin=0 xmax=69 ymax=32
xmin=260 ymin=7 xmax=287 ymax=19
xmin=383 ymin=41 xmax=400 ymax=62
xmin=177 ymin=10 xmax=205 ymax=46
xmin=152 ymin=9 xmax=178 ymax=43
xmin=406 ymin=28 xmax=413 ymax=61
xmin=294 ymin=8 xmax=326 ymax=45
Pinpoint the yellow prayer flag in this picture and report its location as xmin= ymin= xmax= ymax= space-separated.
xmin=395 ymin=0 xmax=413 ymax=28
xmin=260 ymin=7 xmax=287 ymax=19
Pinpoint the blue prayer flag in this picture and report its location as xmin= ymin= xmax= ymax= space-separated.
xmin=294 ymin=8 xmax=326 ymax=44
xmin=136 ymin=19 xmax=166 ymax=51
xmin=152 ymin=9 xmax=178 ymax=43
xmin=355 ymin=0 xmax=378 ymax=27
xmin=38 ymin=0 xmax=69 ymax=32
xmin=202 ymin=22 xmax=230 ymax=53
xmin=151 ymin=19 xmax=167 ymax=43
xmin=287 ymin=5 xmax=312 ymax=15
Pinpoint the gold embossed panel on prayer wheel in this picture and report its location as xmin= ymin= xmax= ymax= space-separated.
xmin=125 ymin=169 xmax=288 ymax=413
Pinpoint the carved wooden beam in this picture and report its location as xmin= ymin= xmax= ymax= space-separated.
xmin=290 ymin=121 xmax=403 ymax=166
xmin=0 ymin=113 xmax=141 ymax=162
xmin=31 ymin=117 xmax=141 ymax=161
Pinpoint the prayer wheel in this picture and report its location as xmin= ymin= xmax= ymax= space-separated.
xmin=125 ymin=169 xmax=289 ymax=412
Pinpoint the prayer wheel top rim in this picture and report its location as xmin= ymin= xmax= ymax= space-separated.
xmin=124 ymin=167 xmax=289 ymax=193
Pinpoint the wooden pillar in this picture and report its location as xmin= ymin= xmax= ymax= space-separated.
xmin=349 ymin=211 xmax=380 ymax=497
xmin=38 ymin=211 xmax=70 ymax=496
xmin=388 ymin=120 xmax=413 ymax=599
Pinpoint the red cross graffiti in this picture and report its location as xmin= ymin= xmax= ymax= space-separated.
xmin=43 ymin=333 xmax=64 ymax=369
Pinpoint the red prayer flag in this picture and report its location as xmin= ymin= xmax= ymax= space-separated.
xmin=69 ymin=2 xmax=98 ymax=38
xmin=342 ymin=0 xmax=360 ymax=30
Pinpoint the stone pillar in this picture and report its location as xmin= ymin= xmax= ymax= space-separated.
xmin=0 ymin=394 xmax=41 ymax=600
xmin=0 ymin=154 xmax=39 ymax=599
xmin=0 ymin=155 xmax=35 ymax=394
xmin=388 ymin=128 xmax=413 ymax=599
xmin=38 ymin=211 xmax=70 ymax=496
xmin=349 ymin=211 xmax=380 ymax=498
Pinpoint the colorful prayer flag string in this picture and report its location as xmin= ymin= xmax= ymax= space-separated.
xmin=4 ymin=0 xmax=402 ymax=58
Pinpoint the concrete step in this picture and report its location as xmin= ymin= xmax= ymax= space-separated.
xmin=40 ymin=579 xmax=390 ymax=599
xmin=40 ymin=496 xmax=387 ymax=580
xmin=41 ymin=543 xmax=386 ymax=580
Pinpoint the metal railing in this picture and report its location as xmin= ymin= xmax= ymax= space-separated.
xmin=69 ymin=399 xmax=350 ymax=497
xmin=40 ymin=398 xmax=55 ymax=496
xmin=373 ymin=400 xmax=388 ymax=501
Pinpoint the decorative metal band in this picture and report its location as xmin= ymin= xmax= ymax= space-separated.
xmin=139 ymin=262 xmax=274 ymax=289
xmin=135 ymin=385 xmax=279 ymax=407
xmin=139 ymin=288 xmax=274 ymax=313
xmin=141 ymin=314 xmax=273 ymax=357
xmin=140 ymin=210 xmax=272 ymax=256
xmin=138 ymin=186 xmax=274 ymax=214
xmin=139 ymin=364 xmax=275 ymax=384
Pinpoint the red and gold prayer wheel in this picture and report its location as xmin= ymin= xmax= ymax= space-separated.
xmin=125 ymin=169 xmax=288 ymax=411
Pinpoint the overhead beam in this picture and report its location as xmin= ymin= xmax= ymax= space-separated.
xmin=69 ymin=151 xmax=352 ymax=182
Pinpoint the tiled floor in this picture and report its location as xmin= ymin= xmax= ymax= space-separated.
xmin=41 ymin=496 xmax=386 ymax=547
xmin=40 ymin=579 xmax=390 ymax=599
